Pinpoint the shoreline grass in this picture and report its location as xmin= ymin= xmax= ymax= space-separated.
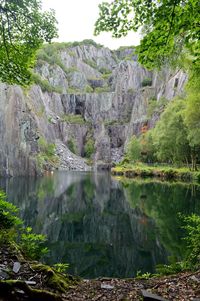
xmin=111 ymin=163 xmax=200 ymax=183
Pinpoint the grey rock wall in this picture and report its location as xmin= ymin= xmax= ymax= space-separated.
xmin=0 ymin=42 xmax=187 ymax=176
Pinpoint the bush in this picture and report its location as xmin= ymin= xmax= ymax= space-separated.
xmin=31 ymin=72 xmax=62 ymax=93
xmin=84 ymin=138 xmax=95 ymax=158
xmin=94 ymin=86 xmax=110 ymax=93
xmin=141 ymin=77 xmax=152 ymax=87
xmin=67 ymin=138 xmax=77 ymax=154
xmin=0 ymin=191 xmax=48 ymax=261
xmin=182 ymin=214 xmax=200 ymax=269
xmin=0 ymin=192 xmax=22 ymax=231
xmin=85 ymin=85 xmax=93 ymax=93
xmin=20 ymin=227 xmax=48 ymax=260
xmin=126 ymin=136 xmax=141 ymax=162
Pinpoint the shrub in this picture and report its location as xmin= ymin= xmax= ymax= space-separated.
xmin=141 ymin=77 xmax=152 ymax=87
xmin=182 ymin=214 xmax=200 ymax=269
xmin=53 ymin=263 xmax=69 ymax=274
xmin=85 ymin=85 xmax=93 ymax=93
xmin=84 ymin=138 xmax=95 ymax=158
xmin=31 ymin=72 xmax=62 ymax=93
xmin=94 ymin=86 xmax=110 ymax=93
xmin=20 ymin=227 xmax=48 ymax=260
xmin=0 ymin=192 xmax=48 ymax=261
xmin=126 ymin=136 xmax=141 ymax=162
xmin=0 ymin=191 xmax=22 ymax=231
xmin=84 ymin=59 xmax=97 ymax=69
xmin=67 ymin=138 xmax=77 ymax=154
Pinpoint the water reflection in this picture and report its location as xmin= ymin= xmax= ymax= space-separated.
xmin=0 ymin=172 xmax=199 ymax=278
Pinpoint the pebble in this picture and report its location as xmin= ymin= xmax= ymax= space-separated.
xmin=101 ymin=284 xmax=114 ymax=290
xmin=25 ymin=281 xmax=36 ymax=285
xmin=190 ymin=275 xmax=200 ymax=283
xmin=13 ymin=262 xmax=21 ymax=273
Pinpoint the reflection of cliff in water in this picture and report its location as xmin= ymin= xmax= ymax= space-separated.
xmin=0 ymin=172 xmax=167 ymax=278
xmin=2 ymin=173 xmax=199 ymax=278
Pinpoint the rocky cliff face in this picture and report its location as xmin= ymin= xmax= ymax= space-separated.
xmin=0 ymin=41 xmax=187 ymax=176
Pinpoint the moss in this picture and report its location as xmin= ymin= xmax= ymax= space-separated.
xmin=31 ymin=264 xmax=78 ymax=293
xmin=0 ymin=280 xmax=62 ymax=301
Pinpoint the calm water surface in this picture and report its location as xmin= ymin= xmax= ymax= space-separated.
xmin=0 ymin=171 xmax=200 ymax=278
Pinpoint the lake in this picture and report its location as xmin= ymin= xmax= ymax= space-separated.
xmin=0 ymin=171 xmax=200 ymax=278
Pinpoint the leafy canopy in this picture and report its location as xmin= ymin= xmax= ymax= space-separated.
xmin=95 ymin=0 xmax=200 ymax=69
xmin=0 ymin=0 xmax=58 ymax=85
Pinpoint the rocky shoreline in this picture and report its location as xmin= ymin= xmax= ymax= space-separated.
xmin=0 ymin=244 xmax=200 ymax=301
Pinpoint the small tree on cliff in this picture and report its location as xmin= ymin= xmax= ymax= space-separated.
xmin=0 ymin=0 xmax=58 ymax=85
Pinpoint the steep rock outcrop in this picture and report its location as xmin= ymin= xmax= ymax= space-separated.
xmin=0 ymin=42 xmax=187 ymax=176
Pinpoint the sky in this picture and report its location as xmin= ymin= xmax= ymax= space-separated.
xmin=42 ymin=0 xmax=140 ymax=49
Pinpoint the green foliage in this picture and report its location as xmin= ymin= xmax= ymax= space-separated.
xmin=0 ymin=0 xmax=57 ymax=85
xmin=184 ymin=65 xmax=200 ymax=170
xmin=152 ymin=99 xmax=191 ymax=164
xmin=140 ymin=131 xmax=157 ymax=163
xmin=67 ymin=138 xmax=77 ymax=154
xmin=136 ymin=271 xmax=153 ymax=279
xmin=0 ymin=191 xmax=49 ymax=261
xmin=94 ymin=86 xmax=110 ymax=93
xmin=126 ymin=136 xmax=141 ymax=162
xmin=53 ymin=263 xmax=69 ymax=274
xmin=182 ymin=214 xmax=200 ymax=269
xmin=37 ymin=137 xmax=58 ymax=169
xmin=20 ymin=227 xmax=48 ymax=260
xmin=99 ymin=67 xmax=111 ymax=74
xmin=156 ymin=261 xmax=185 ymax=275
xmin=61 ymin=114 xmax=87 ymax=125
xmin=85 ymin=85 xmax=94 ymax=93
xmin=95 ymin=0 xmax=200 ymax=69
xmin=84 ymin=138 xmax=95 ymax=158
xmin=83 ymin=59 xmax=97 ymax=69
xmin=101 ymin=73 xmax=112 ymax=80
xmin=0 ymin=192 xmax=22 ymax=231
xmin=31 ymin=73 xmax=62 ymax=94
xmin=67 ymin=87 xmax=81 ymax=94
xmin=141 ymin=77 xmax=152 ymax=87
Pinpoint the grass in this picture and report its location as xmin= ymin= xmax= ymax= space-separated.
xmin=61 ymin=114 xmax=90 ymax=125
xmin=112 ymin=162 xmax=200 ymax=182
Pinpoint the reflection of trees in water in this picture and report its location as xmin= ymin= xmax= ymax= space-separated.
xmin=0 ymin=174 xmax=199 ymax=278
xmin=123 ymin=179 xmax=200 ymax=260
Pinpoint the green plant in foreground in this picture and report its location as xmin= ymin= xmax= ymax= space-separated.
xmin=20 ymin=227 xmax=48 ymax=260
xmin=0 ymin=191 xmax=48 ymax=260
xmin=182 ymin=214 xmax=200 ymax=269
xmin=53 ymin=263 xmax=69 ymax=274
xmin=136 ymin=271 xmax=153 ymax=279
xmin=0 ymin=192 xmax=22 ymax=231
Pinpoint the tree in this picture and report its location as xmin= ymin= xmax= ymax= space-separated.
xmin=184 ymin=65 xmax=200 ymax=170
xmin=140 ymin=130 xmax=156 ymax=163
xmin=152 ymin=99 xmax=191 ymax=165
xmin=94 ymin=0 xmax=200 ymax=69
xmin=0 ymin=0 xmax=58 ymax=85
xmin=126 ymin=135 xmax=141 ymax=162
